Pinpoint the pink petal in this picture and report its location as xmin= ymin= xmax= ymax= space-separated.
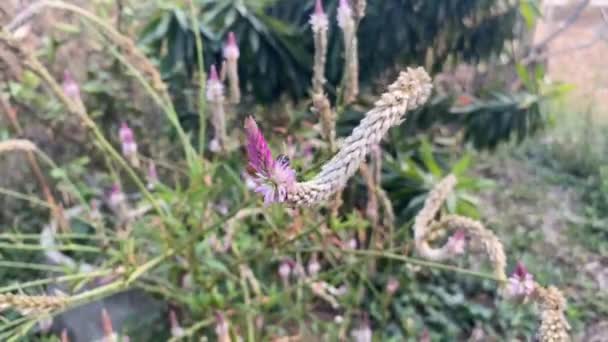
xmin=244 ymin=116 xmax=274 ymax=175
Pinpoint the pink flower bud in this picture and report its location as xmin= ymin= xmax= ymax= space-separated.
xmin=101 ymin=308 xmax=114 ymax=338
xmin=307 ymin=258 xmax=321 ymax=276
xmin=506 ymin=261 xmax=535 ymax=299
xmin=278 ymin=260 xmax=292 ymax=280
xmin=215 ymin=312 xmax=230 ymax=342
xmin=169 ymin=310 xmax=185 ymax=338
xmin=315 ymin=0 xmax=324 ymax=15
xmin=62 ymin=70 xmax=81 ymax=100
xmin=310 ymin=0 xmax=328 ymax=31
xmin=386 ymin=277 xmax=399 ymax=295
xmin=119 ymin=122 xmax=137 ymax=157
xmin=107 ymin=184 xmax=125 ymax=209
xmin=337 ymin=0 xmax=353 ymax=29
xmin=446 ymin=229 xmax=466 ymax=255
xmin=223 ymin=32 xmax=240 ymax=60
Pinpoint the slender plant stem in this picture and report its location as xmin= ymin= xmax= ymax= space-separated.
xmin=187 ymin=0 xmax=207 ymax=156
xmin=302 ymin=247 xmax=504 ymax=283
xmin=0 ymin=187 xmax=50 ymax=208
xmin=0 ymin=269 xmax=114 ymax=293
xmin=0 ymin=242 xmax=101 ymax=253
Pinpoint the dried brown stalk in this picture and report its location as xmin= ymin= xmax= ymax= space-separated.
xmin=0 ymin=96 xmax=69 ymax=232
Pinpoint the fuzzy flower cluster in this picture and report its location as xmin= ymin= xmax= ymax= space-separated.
xmin=309 ymin=0 xmax=328 ymax=33
xmin=337 ymin=0 xmax=354 ymax=30
xmin=244 ymin=116 xmax=296 ymax=204
xmin=505 ymin=262 xmax=535 ymax=299
xmin=222 ymin=32 xmax=240 ymax=60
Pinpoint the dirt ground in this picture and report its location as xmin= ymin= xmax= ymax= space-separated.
xmin=535 ymin=5 xmax=608 ymax=119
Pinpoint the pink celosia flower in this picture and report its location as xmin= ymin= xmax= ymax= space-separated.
xmin=309 ymin=0 xmax=328 ymax=32
xmin=206 ymin=64 xmax=224 ymax=101
xmin=506 ymin=261 xmax=535 ymax=298
xmin=307 ymin=257 xmax=321 ymax=276
xmin=119 ymin=122 xmax=137 ymax=158
xmin=446 ymin=229 xmax=466 ymax=255
xmin=278 ymin=259 xmax=292 ymax=280
xmin=215 ymin=312 xmax=230 ymax=342
xmin=107 ymin=184 xmax=125 ymax=209
xmin=223 ymin=32 xmax=239 ymax=60
xmin=62 ymin=70 xmax=81 ymax=100
xmin=337 ymin=0 xmax=353 ymax=29
xmin=386 ymin=277 xmax=399 ymax=295
xmin=244 ymin=116 xmax=296 ymax=204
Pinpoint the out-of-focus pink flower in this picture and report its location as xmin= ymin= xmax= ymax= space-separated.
xmin=101 ymin=308 xmax=115 ymax=340
xmin=244 ymin=116 xmax=296 ymax=204
xmin=38 ymin=315 xmax=53 ymax=333
xmin=119 ymin=122 xmax=137 ymax=158
xmin=350 ymin=317 xmax=372 ymax=342
xmin=215 ymin=312 xmax=231 ymax=342
xmin=107 ymin=184 xmax=125 ymax=209
xmin=223 ymin=32 xmax=239 ymax=60
xmin=506 ymin=261 xmax=535 ymax=298
xmin=337 ymin=0 xmax=353 ymax=29
xmin=347 ymin=238 xmax=358 ymax=249
xmin=386 ymin=277 xmax=399 ymax=295
xmin=307 ymin=257 xmax=321 ymax=276
xmin=61 ymin=329 xmax=70 ymax=342
xmin=420 ymin=329 xmax=431 ymax=342
xmin=446 ymin=229 xmax=466 ymax=255
xmin=62 ymin=70 xmax=81 ymax=100
xmin=309 ymin=0 xmax=328 ymax=32
xmin=206 ymin=64 xmax=224 ymax=101
xmin=169 ymin=309 xmax=185 ymax=338
xmin=278 ymin=259 xmax=292 ymax=281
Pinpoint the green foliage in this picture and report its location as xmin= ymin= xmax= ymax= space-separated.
xmin=382 ymin=137 xmax=492 ymax=222
xmin=140 ymin=0 xmax=519 ymax=102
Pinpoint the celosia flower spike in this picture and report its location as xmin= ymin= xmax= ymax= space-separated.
xmin=506 ymin=261 xmax=535 ymax=298
xmin=119 ymin=122 xmax=139 ymax=167
xmin=223 ymin=32 xmax=240 ymax=60
xmin=223 ymin=32 xmax=241 ymax=104
xmin=315 ymin=0 xmax=324 ymax=14
xmin=244 ymin=117 xmax=273 ymax=177
xmin=244 ymin=117 xmax=295 ymax=204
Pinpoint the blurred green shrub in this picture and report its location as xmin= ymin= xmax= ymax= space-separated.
xmin=139 ymin=0 xmax=518 ymax=102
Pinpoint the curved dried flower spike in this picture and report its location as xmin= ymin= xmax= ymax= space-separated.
xmin=535 ymin=286 xmax=570 ymax=341
xmin=287 ymin=67 xmax=432 ymax=205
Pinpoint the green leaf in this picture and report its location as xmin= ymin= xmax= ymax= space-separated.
xmin=419 ymin=139 xmax=442 ymax=177
xmin=451 ymin=154 xmax=472 ymax=176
